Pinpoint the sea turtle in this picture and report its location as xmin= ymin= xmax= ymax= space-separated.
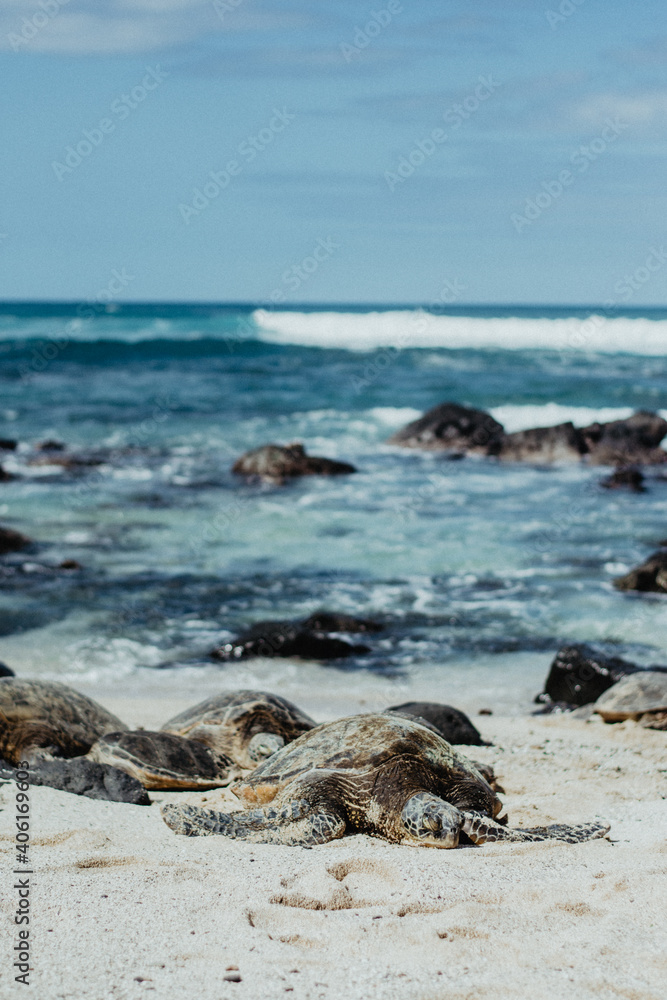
xmin=161 ymin=714 xmax=609 ymax=848
xmin=87 ymin=730 xmax=239 ymax=790
xmin=161 ymin=690 xmax=317 ymax=768
xmin=594 ymin=671 xmax=667 ymax=730
xmin=0 ymin=678 xmax=127 ymax=765
xmin=0 ymin=678 xmax=148 ymax=803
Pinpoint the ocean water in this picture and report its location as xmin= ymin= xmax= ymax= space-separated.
xmin=1 ymin=302 xmax=666 ymax=717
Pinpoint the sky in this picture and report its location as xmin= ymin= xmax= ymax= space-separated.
xmin=2 ymin=0 xmax=666 ymax=305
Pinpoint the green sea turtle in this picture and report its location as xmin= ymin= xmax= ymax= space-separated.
xmin=87 ymin=730 xmax=239 ymax=790
xmin=594 ymin=671 xmax=667 ymax=730
xmin=0 ymin=678 xmax=127 ymax=765
xmin=0 ymin=678 xmax=148 ymax=803
xmin=161 ymin=690 xmax=316 ymax=768
xmin=161 ymin=714 xmax=609 ymax=848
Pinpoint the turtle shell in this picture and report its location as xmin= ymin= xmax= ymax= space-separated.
xmin=0 ymin=679 xmax=127 ymax=765
xmin=233 ymin=713 xmax=497 ymax=815
xmin=88 ymin=731 xmax=237 ymax=790
xmin=161 ymin=690 xmax=316 ymax=768
xmin=594 ymin=671 xmax=667 ymax=721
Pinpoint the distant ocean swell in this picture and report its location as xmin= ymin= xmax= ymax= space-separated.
xmin=2 ymin=305 xmax=667 ymax=357
xmin=252 ymin=310 xmax=667 ymax=355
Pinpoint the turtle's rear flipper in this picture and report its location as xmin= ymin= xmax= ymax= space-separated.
xmin=162 ymin=800 xmax=346 ymax=846
xmin=24 ymin=758 xmax=150 ymax=804
xmin=463 ymin=813 xmax=609 ymax=845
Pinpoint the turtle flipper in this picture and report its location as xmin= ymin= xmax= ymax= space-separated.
xmin=161 ymin=799 xmax=346 ymax=846
xmin=462 ymin=812 xmax=609 ymax=845
xmin=514 ymin=821 xmax=610 ymax=844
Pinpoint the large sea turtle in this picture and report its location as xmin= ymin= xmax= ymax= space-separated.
xmin=161 ymin=690 xmax=316 ymax=768
xmin=161 ymin=714 xmax=609 ymax=848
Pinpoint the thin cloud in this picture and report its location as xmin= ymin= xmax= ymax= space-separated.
xmin=572 ymin=91 xmax=667 ymax=129
xmin=0 ymin=0 xmax=316 ymax=55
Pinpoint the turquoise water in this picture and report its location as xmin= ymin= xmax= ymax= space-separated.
xmin=1 ymin=303 xmax=666 ymax=712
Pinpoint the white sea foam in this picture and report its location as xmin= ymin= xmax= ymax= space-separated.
xmin=363 ymin=404 xmax=667 ymax=435
xmin=487 ymin=404 xmax=667 ymax=433
xmin=252 ymin=310 xmax=667 ymax=355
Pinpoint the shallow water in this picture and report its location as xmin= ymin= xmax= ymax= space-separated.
xmin=1 ymin=303 xmax=666 ymax=709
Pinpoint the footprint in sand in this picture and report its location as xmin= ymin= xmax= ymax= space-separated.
xmin=271 ymin=858 xmax=401 ymax=911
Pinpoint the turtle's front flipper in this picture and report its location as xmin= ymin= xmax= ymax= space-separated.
xmin=514 ymin=821 xmax=610 ymax=844
xmin=161 ymin=799 xmax=346 ymax=846
xmin=463 ymin=812 xmax=609 ymax=845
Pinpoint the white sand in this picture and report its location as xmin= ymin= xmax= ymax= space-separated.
xmin=1 ymin=698 xmax=666 ymax=1000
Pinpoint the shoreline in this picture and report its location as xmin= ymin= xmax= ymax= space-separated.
xmin=2 ymin=692 xmax=665 ymax=1000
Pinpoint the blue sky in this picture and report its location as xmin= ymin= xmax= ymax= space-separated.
xmin=2 ymin=0 xmax=666 ymax=304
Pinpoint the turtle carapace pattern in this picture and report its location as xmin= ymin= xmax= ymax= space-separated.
xmin=161 ymin=690 xmax=317 ymax=769
xmin=0 ymin=678 xmax=127 ymax=765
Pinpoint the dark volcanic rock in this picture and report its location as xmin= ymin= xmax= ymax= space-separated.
xmin=212 ymin=620 xmax=371 ymax=662
xmin=387 ymin=402 xmax=504 ymax=455
xmin=536 ymin=644 xmax=645 ymax=707
xmin=0 ymin=526 xmax=32 ymax=555
xmin=582 ymin=411 xmax=667 ymax=466
xmin=37 ymin=440 xmax=66 ymax=451
xmin=613 ymin=551 xmax=667 ymax=593
xmin=0 ymin=757 xmax=150 ymax=804
xmin=232 ymin=443 xmax=356 ymax=484
xmin=385 ymin=701 xmax=487 ymax=746
xmin=0 ymin=662 xmax=14 ymax=677
xmin=600 ymin=466 xmax=646 ymax=492
xmin=0 ymin=465 xmax=15 ymax=482
xmin=301 ymin=612 xmax=383 ymax=633
xmin=498 ymin=422 xmax=587 ymax=464
xmin=0 ymin=440 xmax=17 ymax=450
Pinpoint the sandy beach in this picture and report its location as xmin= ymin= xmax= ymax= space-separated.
xmin=2 ymin=695 xmax=665 ymax=1000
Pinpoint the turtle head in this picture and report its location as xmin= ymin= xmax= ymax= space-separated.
xmin=246 ymin=731 xmax=285 ymax=763
xmin=400 ymin=792 xmax=463 ymax=848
